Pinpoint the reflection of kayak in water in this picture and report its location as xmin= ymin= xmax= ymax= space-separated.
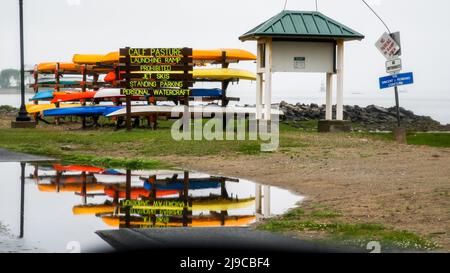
xmin=103 ymin=187 xmax=178 ymax=199
xmin=101 ymin=215 xmax=256 ymax=227
xmin=192 ymin=197 xmax=255 ymax=211
xmin=73 ymin=204 xmax=115 ymax=215
xmin=94 ymin=173 xmax=142 ymax=184
xmin=53 ymin=164 xmax=105 ymax=173
xmin=144 ymin=180 xmax=221 ymax=191
xmin=38 ymin=183 xmax=105 ymax=192
xmin=132 ymin=197 xmax=255 ymax=211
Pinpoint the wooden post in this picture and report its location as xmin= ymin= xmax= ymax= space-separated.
xmin=182 ymin=171 xmax=189 ymax=227
xmin=326 ymin=73 xmax=333 ymax=120
xmin=336 ymin=40 xmax=345 ymax=121
xmin=54 ymin=62 xmax=60 ymax=125
xmin=124 ymin=47 xmax=132 ymax=131
xmin=33 ymin=69 xmax=39 ymax=124
xmin=81 ymin=64 xmax=87 ymax=129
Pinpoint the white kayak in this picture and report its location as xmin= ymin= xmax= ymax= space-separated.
xmin=106 ymin=105 xmax=283 ymax=117
xmin=94 ymin=89 xmax=123 ymax=99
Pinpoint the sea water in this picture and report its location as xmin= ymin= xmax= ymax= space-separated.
xmin=1 ymin=89 xmax=449 ymax=124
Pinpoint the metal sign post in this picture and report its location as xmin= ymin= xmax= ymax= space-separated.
xmin=379 ymin=72 xmax=414 ymax=127
xmin=376 ymin=31 xmax=412 ymax=130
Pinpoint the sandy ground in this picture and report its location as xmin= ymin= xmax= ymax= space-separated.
xmin=154 ymin=136 xmax=450 ymax=250
xmin=1 ymin=115 xmax=449 ymax=250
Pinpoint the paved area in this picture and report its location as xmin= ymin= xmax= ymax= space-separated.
xmin=0 ymin=148 xmax=55 ymax=163
xmin=96 ymin=227 xmax=360 ymax=253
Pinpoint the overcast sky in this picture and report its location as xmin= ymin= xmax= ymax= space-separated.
xmin=1 ymin=0 xmax=450 ymax=99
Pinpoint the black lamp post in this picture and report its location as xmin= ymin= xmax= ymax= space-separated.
xmin=15 ymin=0 xmax=31 ymax=122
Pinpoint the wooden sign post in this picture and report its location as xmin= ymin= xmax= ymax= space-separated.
xmin=118 ymin=47 xmax=193 ymax=131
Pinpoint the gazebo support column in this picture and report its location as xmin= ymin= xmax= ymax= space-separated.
xmin=325 ymin=72 xmax=333 ymax=120
xmin=336 ymin=40 xmax=344 ymax=121
xmin=263 ymin=39 xmax=272 ymax=121
xmin=256 ymin=73 xmax=263 ymax=120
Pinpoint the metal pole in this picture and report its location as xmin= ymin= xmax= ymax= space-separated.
xmin=19 ymin=162 xmax=26 ymax=238
xmin=394 ymin=85 xmax=401 ymax=127
xmin=16 ymin=0 xmax=31 ymax=122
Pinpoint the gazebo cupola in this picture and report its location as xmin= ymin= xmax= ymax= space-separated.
xmin=239 ymin=10 xmax=364 ymax=131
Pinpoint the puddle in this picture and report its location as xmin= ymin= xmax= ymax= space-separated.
xmin=0 ymin=162 xmax=303 ymax=253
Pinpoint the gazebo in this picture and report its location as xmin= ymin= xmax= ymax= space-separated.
xmin=239 ymin=10 xmax=364 ymax=131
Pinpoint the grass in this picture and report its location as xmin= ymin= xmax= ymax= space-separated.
xmin=406 ymin=133 xmax=450 ymax=148
xmin=0 ymin=119 xmax=448 ymax=169
xmin=257 ymin=207 xmax=439 ymax=251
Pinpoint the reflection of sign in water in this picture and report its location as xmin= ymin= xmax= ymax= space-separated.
xmin=293 ymin=57 xmax=306 ymax=69
xmin=121 ymin=199 xmax=191 ymax=210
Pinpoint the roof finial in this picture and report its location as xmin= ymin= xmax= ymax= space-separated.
xmin=315 ymin=0 xmax=318 ymax=12
xmin=283 ymin=0 xmax=288 ymax=10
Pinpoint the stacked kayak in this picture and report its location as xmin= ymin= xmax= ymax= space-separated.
xmin=101 ymin=215 xmax=256 ymax=228
xmin=193 ymin=68 xmax=256 ymax=81
xmin=43 ymin=106 xmax=124 ymax=117
xmin=103 ymin=68 xmax=256 ymax=83
xmin=26 ymin=103 xmax=82 ymax=114
xmin=105 ymin=105 xmax=283 ymax=117
xmin=144 ymin=180 xmax=221 ymax=191
xmin=51 ymin=91 xmax=97 ymax=103
xmin=73 ymin=49 xmax=256 ymax=65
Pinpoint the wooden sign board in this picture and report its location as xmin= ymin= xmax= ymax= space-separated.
xmin=120 ymin=88 xmax=192 ymax=96
xmin=119 ymin=47 xmax=194 ymax=131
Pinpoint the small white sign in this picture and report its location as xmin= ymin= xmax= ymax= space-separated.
xmin=386 ymin=58 xmax=402 ymax=74
xmin=375 ymin=32 xmax=401 ymax=60
xmin=293 ymin=57 xmax=306 ymax=69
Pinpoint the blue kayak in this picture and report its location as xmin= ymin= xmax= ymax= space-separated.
xmin=30 ymin=90 xmax=54 ymax=101
xmin=191 ymin=88 xmax=222 ymax=97
xmin=43 ymin=106 xmax=124 ymax=117
xmin=144 ymin=180 xmax=221 ymax=191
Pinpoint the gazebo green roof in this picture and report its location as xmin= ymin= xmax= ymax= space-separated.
xmin=239 ymin=10 xmax=364 ymax=41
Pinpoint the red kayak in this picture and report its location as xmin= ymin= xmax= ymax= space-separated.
xmin=51 ymin=91 xmax=96 ymax=103
xmin=53 ymin=164 xmax=105 ymax=173
xmin=104 ymin=187 xmax=178 ymax=199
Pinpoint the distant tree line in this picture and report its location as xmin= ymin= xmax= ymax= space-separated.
xmin=0 ymin=69 xmax=20 ymax=88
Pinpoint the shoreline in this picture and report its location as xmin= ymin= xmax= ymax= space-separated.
xmin=0 ymin=118 xmax=449 ymax=251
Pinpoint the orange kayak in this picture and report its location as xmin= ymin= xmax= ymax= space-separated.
xmin=51 ymin=92 xmax=96 ymax=103
xmin=104 ymin=187 xmax=178 ymax=199
xmin=37 ymin=62 xmax=81 ymax=72
xmin=38 ymin=183 xmax=105 ymax=193
xmin=53 ymin=164 xmax=105 ymax=173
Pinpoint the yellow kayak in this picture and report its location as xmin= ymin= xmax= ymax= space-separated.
xmin=193 ymin=68 xmax=256 ymax=81
xmin=72 ymin=51 xmax=118 ymax=65
xmin=26 ymin=103 xmax=82 ymax=114
xmin=101 ymin=215 xmax=256 ymax=228
xmin=192 ymin=197 xmax=255 ymax=211
xmin=73 ymin=49 xmax=256 ymax=65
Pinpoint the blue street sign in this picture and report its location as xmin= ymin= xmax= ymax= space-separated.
xmin=379 ymin=72 xmax=414 ymax=89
